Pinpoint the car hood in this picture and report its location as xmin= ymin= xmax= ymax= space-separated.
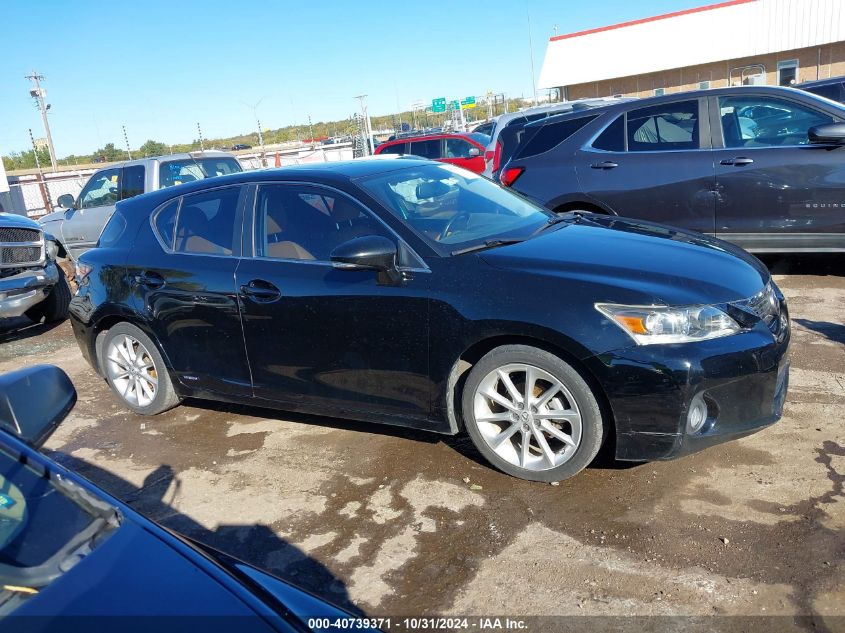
xmin=480 ymin=215 xmax=770 ymax=305
xmin=0 ymin=212 xmax=40 ymax=230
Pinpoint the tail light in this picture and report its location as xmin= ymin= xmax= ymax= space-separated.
xmin=492 ymin=141 xmax=503 ymax=173
xmin=500 ymin=167 xmax=524 ymax=187
xmin=484 ymin=150 xmax=494 ymax=164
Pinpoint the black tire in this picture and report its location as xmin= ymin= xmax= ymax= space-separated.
xmin=461 ymin=344 xmax=605 ymax=482
xmin=25 ymin=272 xmax=71 ymax=323
xmin=100 ymin=322 xmax=181 ymax=415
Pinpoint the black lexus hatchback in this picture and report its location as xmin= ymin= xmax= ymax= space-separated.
xmin=70 ymin=158 xmax=789 ymax=482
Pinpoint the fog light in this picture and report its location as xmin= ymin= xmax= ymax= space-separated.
xmin=687 ymin=394 xmax=708 ymax=434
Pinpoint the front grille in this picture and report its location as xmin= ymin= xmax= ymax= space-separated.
xmin=1 ymin=246 xmax=43 ymax=265
xmin=0 ymin=227 xmax=40 ymax=243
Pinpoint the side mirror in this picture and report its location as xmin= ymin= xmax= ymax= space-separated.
xmin=330 ymin=235 xmax=401 ymax=283
xmin=0 ymin=365 xmax=76 ymax=448
xmin=57 ymin=193 xmax=75 ymax=209
xmin=808 ymin=123 xmax=845 ymax=144
xmin=467 ymin=147 xmax=481 ymax=157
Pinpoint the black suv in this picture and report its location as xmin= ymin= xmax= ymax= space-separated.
xmin=798 ymin=76 xmax=845 ymax=103
xmin=499 ymin=85 xmax=845 ymax=253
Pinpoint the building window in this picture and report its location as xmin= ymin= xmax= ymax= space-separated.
xmin=699 ymin=80 xmax=711 ymax=90
xmin=777 ymin=59 xmax=798 ymax=86
xmin=654 ymin=88 xmax=665 ymax=96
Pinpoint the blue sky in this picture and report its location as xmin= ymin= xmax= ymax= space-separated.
xmin=1 ymin=0 xmax=706 ymax=157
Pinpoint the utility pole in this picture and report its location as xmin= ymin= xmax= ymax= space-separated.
xmin=26 ymin=71 xmax=58 ymax=172
xmin=308 ymin=115 xmax=315 ymax=145
xmin=122 ymin=125 xmax=132 ymax=160
xmin=196 ymin=122 xmax=205 ymax=151
xmin=354 ymin=94 xmax=374 ymax=155
xmin=28 ymin=128 xmax=51 ymax=211
xmin=527 ymin=14 xmax=538 ymax=106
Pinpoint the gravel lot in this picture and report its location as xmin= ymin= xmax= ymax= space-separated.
xmin=1 ymin=255 xmax=842 ymax=630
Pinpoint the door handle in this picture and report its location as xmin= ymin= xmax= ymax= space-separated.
xmin=720 ymin=157 xmax=754 ymax=166
xmin=134 ymin=271 xmax=165 ymax=289
xmin=240 ymin=279 xmax=282 ymax=302
xmin=590 ymin=161 xmax=618 ymax=170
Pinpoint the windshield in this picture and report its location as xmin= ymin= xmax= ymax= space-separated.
xmin=0 ymin=446 xmax=116 ymax=615
xmin=356 ymin=163 xmax=552 ymax=254
xmin=159 ymin=157 xmax=242 ymax=189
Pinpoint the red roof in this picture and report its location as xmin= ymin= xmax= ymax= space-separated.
xmin=549 ymin=0 xmax=755 ymax=42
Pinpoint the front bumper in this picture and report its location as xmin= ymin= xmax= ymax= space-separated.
xmin=0 ymin=263 xmax=59 ymax=318
xmin=585 ymin=311 xmax=790 ymax=462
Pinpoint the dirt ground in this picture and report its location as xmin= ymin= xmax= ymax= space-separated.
xmin=1 ymin=254 xmax=842 ymax=631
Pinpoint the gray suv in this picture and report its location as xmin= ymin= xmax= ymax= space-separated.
xmin=41 ymin=151 xmax=242 ymax=260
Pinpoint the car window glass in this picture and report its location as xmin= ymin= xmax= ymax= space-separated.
xmin=627 ymin=100 xmax=699 ymax=151
xmin=592 ymin=115 xmax=625 ymax=151
xmin=152 ymin=199 xmax=180 ymax=250
xmin=121 ymin=165 xmax=145 ymax=200
xmin=516 ymin=115 xmax=597 ymax=159
xmin=445 ymin=138 xmax=474 ymax=158
xmin=718 ymin=95 xmax=835 ymax=148
xmin=409 ymin=139 xmax=441 ymax=159
xmin=804 ymin=84 xmax=841 ymax=101
xmin=79 ymin=169 xmax=120 ymax=209
xmin=256 ymin=184 xmax=390 ymax=261
xmin=174 ymin=187 xmax=239 ymax=255
xmin=379 ymin=142 xmax=407 ymax=155
xmin=159 ymin=158 xmax=241 ymax=188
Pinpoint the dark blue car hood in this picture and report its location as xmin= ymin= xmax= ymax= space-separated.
xmin=0 ymin=212 xmax=39 ymax=230
xmin=481 ymin=216 xmax=770 ymax=305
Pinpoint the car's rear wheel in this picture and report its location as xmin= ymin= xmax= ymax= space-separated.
xmin=461 ymin=345 xmax=604 ymax=482
xmin=101 ymin=323 xmax=180 ymax=415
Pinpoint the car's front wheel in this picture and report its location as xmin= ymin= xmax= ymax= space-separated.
xmin=461 ymin=345 xmax=604 ymax=482
xmin=101 ymin=323 xmax=180 ymax=415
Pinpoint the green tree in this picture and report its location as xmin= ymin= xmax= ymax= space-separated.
xmin=140 ymin=140 xmax=167 ymax=157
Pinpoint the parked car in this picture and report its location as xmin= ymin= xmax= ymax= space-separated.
xmin=375 ymin=132 xmax=491 ymax=173
xmin=498 ymin=85 xmax=845 ymax=253
xmin=797 ymin=75 xmax=845 ymax=103
xmin=40 ymin=151 xmax=242 ymax=261
xmin=0 ymin=364 xmax=373 ymax=629
xmin=231 ymin=143 xmax=253 ymax=151
xmin=481 ymin=97 xmax=631 ymax=178
xmin=0 ymin=212 xmax=71 ymax=324
xmin=69 ymin=158 xmax=789 ymax=482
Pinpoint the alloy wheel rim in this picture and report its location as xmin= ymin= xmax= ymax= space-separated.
xmin=106 ymin=334 xmax=158 ymax=408
xmin=473 ymin=363 xmax=582 ymax=471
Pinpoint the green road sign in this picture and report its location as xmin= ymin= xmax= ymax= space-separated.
xmin=431 ymin=97 xmax=446 ymax=113
xmin=448 ymin=100 xmax=460 ymax=111
xmin=460 ymin=96 xmax=477 ymax=109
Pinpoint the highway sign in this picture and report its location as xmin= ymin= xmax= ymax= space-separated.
xmin=431 ymin=97 xmax=446 ymax=113
xmin=460 ymin=96 xmax=477 ymax=109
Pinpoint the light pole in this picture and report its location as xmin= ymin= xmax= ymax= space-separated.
xmin=26 ymin=71 xmax=58 ymax=172
xmin=354 ymin=94 xmax=375 ymax=155
xmin=241 ymin=97 xmax=267 ymax=164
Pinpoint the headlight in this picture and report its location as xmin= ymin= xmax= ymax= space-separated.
xmin=596 ymin=303 xmax=740 ymax=345
xmin=45 ymin=238 xmax=59 ymax=260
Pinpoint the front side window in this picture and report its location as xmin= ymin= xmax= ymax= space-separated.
xmin=719 ymin=96 xmax=834 ymax=147
xmin=627 ymin=100 xmax=699 ymax=151
xmin=121 ymin=165 xmax=145 ymax=200
xmin=409 ymin=139 xmax=442 ymax=159
xmin=356 ymin=163 xmax=551 ymax=254
xmin=174 ymin=187 xmax=240 ymax=255
xmin=159 ymin=157 xmax=241 ymax=189
xmin=256 ymin=184 xmax=390 ymax=261
xmin=79 ymin=169 xmax=120 ymax=209
xmin=444 ymin=138 xmax=475 ymax=158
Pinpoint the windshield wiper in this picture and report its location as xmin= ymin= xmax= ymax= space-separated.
xmin=451 ymin=238 xmax=525 ymax=256
xmin=530 ymin=214 xmax=575 ymax=236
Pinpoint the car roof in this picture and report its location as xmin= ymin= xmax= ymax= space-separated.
xmin=797 ymin=76 xmax=844 ymax=87
xmin=103 ymin=150 xmax=239 ymax=170
xmin=523 ymin=84 xmax=842 ymax=130
xmin=380 ymin=132 xmax=479 ymax=144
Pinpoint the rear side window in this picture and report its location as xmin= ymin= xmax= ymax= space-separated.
xmin=174 ymin=187 xmax=240 ymax=255
xmin=409 ymin=139 xmax=442 ymax=159
xmin=516 ymin=115 xmax=597 ymax=159
xmin=121 ymin=165 xmax=145 ymax=200
xmin=152 ymin=199 xmax=180 ymax=250
xmin=379 ymin=142 xmax=407 ymax=155
xmin=592 ymin=115 xmax=625 ymax=151
xmin=804 ymin=84 xmax=842 ymax=101
xmin=627 ymin=100 xmax=700 ymax=151
xmin=98 ymin=211 xmax=128 ymax=247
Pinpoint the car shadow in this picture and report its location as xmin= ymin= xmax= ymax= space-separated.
xmin=757 ymin=253 xmax=845 ymax=276
xmin=792 ymin=318 xmax=845 ymax=345
xmin=0 ymin=316 xmax=64 ymax=342
xmin=46 ymin=454 xmax=368 ymax=617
